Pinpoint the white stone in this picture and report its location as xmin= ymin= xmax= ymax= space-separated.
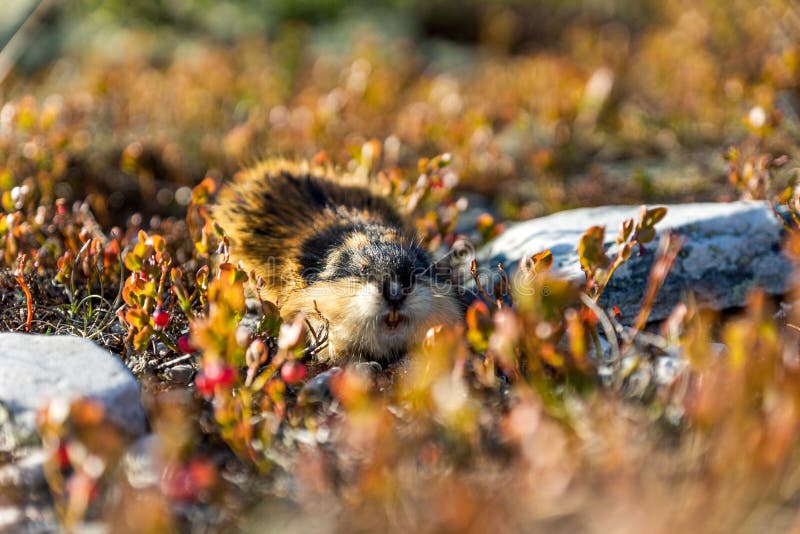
xmin=0 ymin=333 xmax=146 ymax=436
xmin=476 ymin=201 xmax=791 ymax=322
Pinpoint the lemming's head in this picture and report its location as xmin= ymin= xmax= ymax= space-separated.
xmin=283 ymin=225 xmax=461 ymax=363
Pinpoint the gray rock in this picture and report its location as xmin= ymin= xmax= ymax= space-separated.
xmin=476 ymin=201 xmax=791 ymax=322
xmin=0 ymin=334 xmax=147 ymax=436
xmin=163 ymin=364 xmax=195 ymax=385
xmin=0 ymin=448 xmax=59 ymax=533
xmin=0 ymin=449 xmax=46 ymax=493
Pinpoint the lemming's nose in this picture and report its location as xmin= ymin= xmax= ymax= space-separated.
xmin=383 ymin=278 xmax=406 ymax=307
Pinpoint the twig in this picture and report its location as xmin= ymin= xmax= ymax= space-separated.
xmin=496 ymin=262 xmax=513 ymax=308
xmin=155 ymin=353 xmax=194 ymax=370
xmin=623 ymin=233 xmax=684 ymax=353
xmin=470 ymin=258 xmax=496 ymax=308
xmin=305 ymin=300 xmax=330 ymax=357
xmin=579 ymin=293 xmax=620 ymax=363
xmin=15 ymin=255 xmax=33 ymax=332
xmin=404 ymin=175 xmax=429 ymax=214
xmin=154 ymin=328 xmax=178 ymax=353
xmin=304 ymin=317 xmax=319 ymax=345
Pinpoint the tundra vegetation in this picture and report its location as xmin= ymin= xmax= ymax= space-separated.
xmin=2 ymin=0 xmax=800 ymax=531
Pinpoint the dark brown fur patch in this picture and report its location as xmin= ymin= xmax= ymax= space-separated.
xmin=213 ymin=159 xmax=414 ymax=304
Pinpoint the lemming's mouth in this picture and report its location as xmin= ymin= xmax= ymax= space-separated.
xmin=383 ymin=309 xmax=406 ymax=330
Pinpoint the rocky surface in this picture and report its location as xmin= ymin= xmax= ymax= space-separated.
xmin=0 ymin=448 xmax=58 ymax=533
xmin=476 ymin=201 xmax=791 ymax=322
xmin=0 ymin=333 xmax=147 ymax=436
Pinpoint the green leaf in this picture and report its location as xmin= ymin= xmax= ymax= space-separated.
xmin=578 ymin=226 xmax=610 ymax=272
xmin=125 ymin=307 xmax=151 ymax=329
xmin=640 ymin=206 xmax=668 ymax=228
xmin=191 ymin=177 xmax=216 ymax=206
xmin=637 ymin=227 xmax=656 ymax=244
xmin=133 ymin=325 xmax=155 ymax=351
xmin=123 ymin=251 xmax=143 ymax=272
xmin=466 ymin=300 xmax=492 ymax=353
xmin=619 ymin=242 xmax=633 ymax=261
xmin=617 ymin=218 xmax=634 ymax=244
xmin=530 ymin=249 xmax=553 ymax=273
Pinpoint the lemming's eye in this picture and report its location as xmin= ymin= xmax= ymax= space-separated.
xmin=360 ymin=264 xmax=369 ymax=276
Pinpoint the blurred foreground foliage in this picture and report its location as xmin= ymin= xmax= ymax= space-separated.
xmin=2 ymin=0 xmax=800 ymax=531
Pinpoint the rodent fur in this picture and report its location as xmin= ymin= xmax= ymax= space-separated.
xmin=213 ymin=159 xmax=462 ymax=363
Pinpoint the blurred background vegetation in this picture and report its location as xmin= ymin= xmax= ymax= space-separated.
xmin=2 ymin=0 xmax=798 ymax=228
xmin=3 ymin=2 xmax=800 ymax=532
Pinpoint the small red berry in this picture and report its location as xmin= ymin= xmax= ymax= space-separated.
xmin=281 ymin=360 xmax=307 ymax=385
xmin=177 ymin=334 xmax=195 ymax=354
xmin=195 ymin=362 xmax=237 ymax=397
xmin=195 ymin=374 xmax=213 ymax=397
xmin=152 ymin=309 xmax=170 ymax=328
xmin=205 ymin=363 xmax=236 ymax=386
xmin=188 ymin=458 xmax=217 ymax=491
xmin=55 ymin=442 xmax=70 ymax=469
xmin=160 ymin=463 xmax=196 ymax=502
